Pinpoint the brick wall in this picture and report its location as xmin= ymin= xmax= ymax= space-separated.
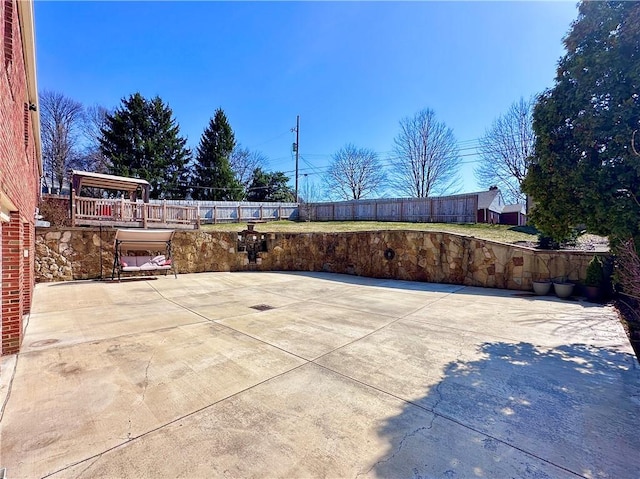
xmin=22 ymin=221 xmax=33 ymax=313
xmin=1 ymin=0 xmax=40 ymax=355
xmin=0 ymin=0 xmax=39 ymax=211
xmin=2 ymin=213 xmax=24 ymax=354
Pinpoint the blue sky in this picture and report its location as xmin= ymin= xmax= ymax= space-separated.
xmin=34 ymin=1 xmax=579 ymax=197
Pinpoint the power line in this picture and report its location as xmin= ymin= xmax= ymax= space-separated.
xmin=289 ymin=139 xmax=483 ymax=160
xmin=292 ymin=115 xmax=300 ymax=200
xmin=276 ymin=150 xmax=483 ymax=177
xmin=246 ymin=130 xmax=291 ymax=150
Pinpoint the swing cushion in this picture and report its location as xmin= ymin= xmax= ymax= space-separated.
xmin=120 ymin=256 xmax=172 ymax=272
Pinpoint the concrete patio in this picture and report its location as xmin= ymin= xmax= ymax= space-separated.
xmin=1 ymin=272 xmax=639 ymax=478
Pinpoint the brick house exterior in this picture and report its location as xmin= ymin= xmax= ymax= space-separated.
xmin=500 ymin=203 xmax=528 ymax=226
xmin=475 ymin=188 xmax=504 ymax=224
xmin=1 ymin=0 xmax=41 ymax=355
xmin=475 ymin=188 xmax=528 ymax=226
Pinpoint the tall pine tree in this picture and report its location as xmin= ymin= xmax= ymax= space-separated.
xmin=246 ymin=168 xmax=295 ymax=202
xmin=99 ymin=93 xmax=191 ymax=199
xmin=522 ymin=1 xmax=640 ymax=244
xmin=191 ymin=108 xmax=243 ymax=201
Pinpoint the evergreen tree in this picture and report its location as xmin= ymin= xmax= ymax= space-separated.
xmin=191 ymin=108 xmax=243 ymax=201
xmin=522 ymin=1 xmax=640 ymax=244
xmin=246 ymin=168 xmax=295 ymax=202
xmin=99 ymin=93 xmax=191 ymax=199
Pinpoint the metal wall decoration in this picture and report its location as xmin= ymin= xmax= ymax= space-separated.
xmin=237 ymin=225 xmax=268 ymax=263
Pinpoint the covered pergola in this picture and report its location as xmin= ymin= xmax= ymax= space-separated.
xmin=69 ymin=170 xmax=198 ymax=229
xmin=70 ymin=170 xmax=151 ymax=203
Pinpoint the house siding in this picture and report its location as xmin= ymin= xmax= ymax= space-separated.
xmin=500 ymin=211 xmax=525 ymax=226
xmin=1 ymin=0 xmax=40 ymax=355
xmin=477 ymin=209 xmax=500 ymax=224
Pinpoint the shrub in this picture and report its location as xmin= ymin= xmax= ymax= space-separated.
xmin=537 ymin=226 xmax=587 ymax=250
xmin=39 ymin=196 xmax=71 ymax=227
xmin=614 ymin=239 xmax=640 ymax=299
xmin=585 ymin=256 xmax=605 ymax=287
xmin=537 ymin=234 xmax=559 ymax=250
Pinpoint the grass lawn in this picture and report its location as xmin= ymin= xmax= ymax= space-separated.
xmin=200 ymin=220 xmax=539 ymax=244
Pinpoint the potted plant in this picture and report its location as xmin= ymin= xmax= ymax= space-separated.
xmin=532 ymin=255 xmax=552 ymax=295
xmin=553 ymin=278 xmax=575 ymax=298
xmin=584 ymin=255 xmax=605 ymax=302
xmin=552 ymin=254 xmax=578 ymax=298
xmin=533 ymin=278 xmax=552 ymax=295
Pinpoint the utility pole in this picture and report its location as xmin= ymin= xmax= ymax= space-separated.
xmin=292 ymin=115 xmax=300 ymax=202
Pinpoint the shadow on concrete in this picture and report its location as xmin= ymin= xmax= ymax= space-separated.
xmin=453 ymin=286 xmax=607 ymax=308
xmin=277 ymin=271 xmax=605 ymax=308
xmin=373 ymin=341 xmax=640 ymax=478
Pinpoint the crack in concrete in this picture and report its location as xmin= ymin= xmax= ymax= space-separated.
xmin=355 ymin=426 xmax=429 ymax=478
xmin=140 ymin=356 xmax=153 ymax=402
xmin=124 ymin=337 xmax=169 ymax=441
xmin=139 ymin=337 xmax=167 ymax=404
xmin=72 ymin=455 xmax=101 ymax=479
xmin=427 ymin=382 xmax=444 ymax=430
xmin=425 ymin=336 xmax=463 ymax=429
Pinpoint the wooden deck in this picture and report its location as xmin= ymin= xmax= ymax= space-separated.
xmin=72 ymin=197 xmax=200 ymax=229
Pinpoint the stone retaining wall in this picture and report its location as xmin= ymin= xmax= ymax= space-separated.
xmin=35 ymin=227 xmax=603 ymax=291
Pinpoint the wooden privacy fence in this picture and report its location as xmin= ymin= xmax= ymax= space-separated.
xmin=299 ymin=195 xmax=479 ymax=223
xmin=68 ymin=196 xmax=477 ymax=227
xmin=149 ymin=200 xmax=299 ymax=223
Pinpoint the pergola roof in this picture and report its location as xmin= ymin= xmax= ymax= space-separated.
xmin=71 ymin=170 xmax=150 ymax=202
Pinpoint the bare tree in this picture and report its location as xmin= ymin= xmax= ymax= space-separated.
xmin=78 ymin=104 xmax=111 ymax=173
xmin=230 ymin=145 xmax=267 ymax=193
xmin=300 ymin=174 xmax=324 ymax=203
xmin=299 ymin=174 xmax=324 ymax=220
xmin=391 ymin=108 xmax=460 ymax=198
xmin=475 ymin=97 xmax=534 ymax=203
xmin=40 ymin=90 xmax=83 ymax=192
xmin=324 ymin=144 xmax=386 ymax=200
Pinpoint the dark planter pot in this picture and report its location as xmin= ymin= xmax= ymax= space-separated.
xmin=553 ymin=282 xmax=575 ymax=299
xmin=532 ymin=281 xmax=552 ymax=295
xmin=585 ymin=285 xmax=601 ymax=302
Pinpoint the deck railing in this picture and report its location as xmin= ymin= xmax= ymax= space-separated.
xmin=73 ymin=197 xmax=199 ymax=228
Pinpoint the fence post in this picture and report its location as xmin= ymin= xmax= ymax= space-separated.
xmin=213 ymin=205 xmax=217 ymax=224
xmin=70 ymin=188 xmax=76 ymax=226
xmin=278 ymin=205 xmax=282 ymax=220
xmin=237 ymin=205 xmax=242 ymax=223
xmin=142 ymin=203 xmax=148 ymax=229
xmin=399 ymin=200 xmax=404 ymax=222
xmin=163 ymin=199 xmax=167 ymax=224
xmin=260 ymin=205 xmax=263 ymax=221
